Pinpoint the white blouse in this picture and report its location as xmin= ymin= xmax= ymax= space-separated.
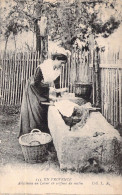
xmin=39 ymin=59 xmax=61 ymax=83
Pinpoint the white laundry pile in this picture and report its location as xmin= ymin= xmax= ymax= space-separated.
xmin=54 ymin=100 xmax=78 ymax=117
xmin=54 ymin=100 xmax=92 ymax=117
xmin=54 ymin=100 xmax=92 ymax=130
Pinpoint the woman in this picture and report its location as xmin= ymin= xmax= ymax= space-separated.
xmin=19 ymin=53 xmax=67 ymax=137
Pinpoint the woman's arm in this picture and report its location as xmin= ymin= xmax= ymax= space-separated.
xmin=53 ymin=76 xmax=61 ymax=97
xmin=54 ymin=76 xmax=68 ymax=91
xmin=55 ymin=88 xmax=68 ymax=93
xmin=53 ymin=76 xmax=68 ymax=97
xmin=54 ymin=76 xmax=60 ymax=89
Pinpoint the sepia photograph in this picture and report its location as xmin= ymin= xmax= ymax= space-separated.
xmin=0 ymin=0 xmax=122 ymax=194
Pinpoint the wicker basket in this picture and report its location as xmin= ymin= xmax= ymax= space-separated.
xmin=19 ymin=129 xmax=52 ymax=163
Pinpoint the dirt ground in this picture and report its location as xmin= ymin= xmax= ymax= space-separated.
xmin=0 ymin=105 xmax=59 ymax=167
xmin=0 ymin=105 xmax=122 ymax=194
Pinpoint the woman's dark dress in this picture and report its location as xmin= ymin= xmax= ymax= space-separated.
xmin=19 ymin=67 xmax=60 ymax=137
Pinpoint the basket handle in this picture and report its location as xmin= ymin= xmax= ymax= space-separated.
xmin=31 ymin=129 xmax=41 ymax=133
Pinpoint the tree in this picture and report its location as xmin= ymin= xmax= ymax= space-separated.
xmin=0 ymin=0 xmax=122 ymax=52
xmin=0 ymin=0 xmax=50 ymax=57
xmin=47 ymin=0 xmax=122 ymax=50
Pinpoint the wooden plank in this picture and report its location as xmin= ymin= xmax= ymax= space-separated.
xmin=4 ymin=55 xmax=7 ymax=104
xmin=2 ymin=54 xmax=5 ymax=105
xmin=0 ymin=52 xmax=2 ymax=105
xmin=18 ymin=54 xmax=21 ymax=104
xmin=104 ymin=69 xmax=107 ymax=119
xmin=115 ymin=69 xmax=118 ymax=127
xmin=24 ymin=53 xmax=26 ymax=84
xmin=105 ymin=69 xmax=108 ymax=119
xmin=86 ymin=51 xmax=89 ymax=83
xmin=110 ymin=69 xmax=113 ymax=125
xmin=105 ymin=68 xmax=108 ymax=120
xmin=17 ymin=53 xmax=20 ymax=104
xmin=21 ymin=52 xmax=24 ymax=102
xmin=112 ymin=69 xmax=115 ymax=126
xmin=31 ymin=52 xmax=34 ymax=76
xmin=118 ymin=69 xmax=122 ymax=123
xmin=13 ymin=52 xmax=17 ymax=105
xmin=10 ymin=54 xmax=13 ymax=104
xmin=62 ymin=64 xmax=64 ymax=88
xmin=20 ymin=53 xmax=23 ymax=102
xmin=6 ymin=52 xmax=9 ymax=104
xmin=28 ymin=52 xmax=31 ymax=78
xmin=20 ymin=52 xmax=24 ymax=103
xmin=102 ymin=68 xmax=105 ymax=116
xmin=18 ymin=53 xmax=22 ymax=103
xmin=109 ymin=69 xmax=111 ymax=124
xmin=11 ymin=53 xmax=14 ymax=105
xmin=78 ymin=50 xmax=81 ymax=82
xmin=114 ymin=69 xmax=117 ymax=126
xmin=7 ymin=53 xmax=10 ymax=104
xmin=108 ymin=68 xmax=110 ymax=122
xmin=103 ymin=69 xmax=105 ymax=116
xmin=8 ymin=52 xmax=10 ymax=104
xmin=82 ymin=50 xmax=84 ymax=82
xmin=60 ymin=66 xmax=62 ymax=88
xmin=15 ymin=53 xmax=18 ymax=105
xmin=1 ymin=54 xmax=4 ymax=105
xmin=29 ymin=52 xmax=31 ymax=78
xmin=1 ymin=54 xmax=4 ymax=104
xmin=84 ymin=53 xmax=87 ymax=83
xmin=106 ymin=69 xmax=109 ymax=120
xmin=3 ymin=54 xmax=6 ymax=104
xmin=79 ymin=50 xmax=83 ymax=83
xmin=26 ymin=52 xmax=29 ymax=81
xmin=5 ymin=53 xmax=8 ymax=104
xmin=113 ymin=69 xmax=116 ymax=126
xmin=18 ymin=53 xmax=21 ymax=104
xmin=69 ymin=55 xmax=72 ymax=92
xmin=65 ymin=60 xmax=68 ymax=88
xmin=67 ymin=54 xmax=70 ymax=90
xmin=9 ymin=51 xmax=12 ymax=104
xmin=92 ymin=49 xmax=96 ymax=106
xmin=100 ymin=68 xmax=103 ymax=114
xmin=34 ymin=52 xmax=36 ymax=71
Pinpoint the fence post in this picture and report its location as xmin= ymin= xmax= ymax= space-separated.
xmin=93 ymin=47 xmax=101 ymax=108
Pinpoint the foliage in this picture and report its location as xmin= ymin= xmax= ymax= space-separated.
xmin=47 ymin=0 xmax=122 ymax=49
xmin=0 ymin=0 xmax=122 ymax=50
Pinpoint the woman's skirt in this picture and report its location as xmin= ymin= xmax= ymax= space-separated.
xmin=19 ymin=76 xmax=50 ymax=137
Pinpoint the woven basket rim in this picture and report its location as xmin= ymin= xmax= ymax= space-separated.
xmin=19 ymin=132 xmax=52 ymax=146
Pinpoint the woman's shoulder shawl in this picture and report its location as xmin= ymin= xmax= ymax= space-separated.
xmin=34 ymin=66 xmax=44 ymax=85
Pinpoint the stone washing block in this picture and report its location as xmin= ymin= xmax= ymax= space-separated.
xmin=48 ymin=106 xmax=122 ymax=173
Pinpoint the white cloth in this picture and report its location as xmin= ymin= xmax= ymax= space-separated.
xmin=54 ymin=100 xmax=78 ymax=117
xmin=39 ymin=59 xmax=61 ymax=83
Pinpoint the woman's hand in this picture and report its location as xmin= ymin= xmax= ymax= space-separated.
xmin=49 ymin=87 xmax=56 ymax=93
xmin=55 ymin=87 xmax=68 ymax=93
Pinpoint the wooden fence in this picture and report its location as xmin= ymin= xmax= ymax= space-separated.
xmin=0 ymin=51 xmax=42 ymax=105
xmin=100 ymin=67 xmax=122 ymax=127
xmin=0 ymin=49 xmax=122 ymax=128
xmin=99 ymin=47 xmax=122 ymax=127
xmin=67 ymin=47 xmax=122 ymax=127
xmin=60 ymin=48 xmax=93 ymax=91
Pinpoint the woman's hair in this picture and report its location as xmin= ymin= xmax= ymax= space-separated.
xmin=51 ymin=53 xmax=67 ymax=62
